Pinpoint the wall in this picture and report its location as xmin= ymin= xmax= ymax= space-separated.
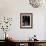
xmin=0 ymin=0 xmax=46 ymax=40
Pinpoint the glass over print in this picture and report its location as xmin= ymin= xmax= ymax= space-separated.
xmin=20 ymin=13 xmax=33 ymax=28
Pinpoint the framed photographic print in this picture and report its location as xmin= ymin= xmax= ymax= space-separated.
xmin=20 ymin=13 xmax=33 ymax=28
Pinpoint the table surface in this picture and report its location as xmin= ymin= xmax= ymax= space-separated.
xmin=1 ymin=39 xmax=46 ymax=43
xmin=14 ymin=40 xmax=46 ymax=43
xmin=7 ymin=40 xmax=46 ymax=43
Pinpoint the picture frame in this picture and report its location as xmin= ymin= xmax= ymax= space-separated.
xmin=20 ymin=13 xmax=33 ymax=28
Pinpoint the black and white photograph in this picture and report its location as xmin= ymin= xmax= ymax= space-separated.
xmin=20 ymin=13 xmax=33 ymax=28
